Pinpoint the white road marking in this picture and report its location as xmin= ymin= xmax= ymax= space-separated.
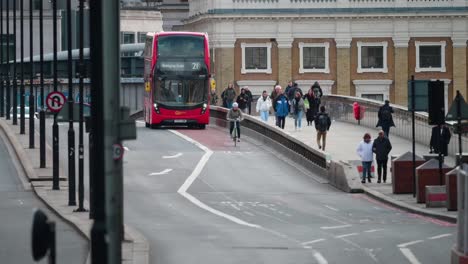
xmin=149 ymin=169 xmax=172 ymax=176
xmin=320 ymin=224 xmax=351 ymax=230
xmin=335 ymin=233 xmax=358 ymax=239
xmin=313 ymin=252 xmax=328 ymax=264
xmin=302 ymin=239 xmax=326 ymax=246
xmin=428 ymin=233 xmax=452 ymax=240
xmin=364 ymin=229 xmax=384 ymax=233
xmin=163 ymin=153 xmax=183 ymax=159
xmin=244 ymin=211 xmax=254 ymax=216
xmin=399 ymin=248 xmax=422 ymax=264
xmin=170 ymin=130 xmax=261 ymax=229
xmin=397 ymin=240 xmax=424 ymax=248
xmin=324 ymin=205 xmax=339 ymax=211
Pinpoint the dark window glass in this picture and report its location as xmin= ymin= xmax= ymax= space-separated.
xmin=135 ymin=59 xmax=144 ymax=76
xmin=121 ymin=32 xmax=135 ymax=44
xmin=121 ymin=58 xmax=131 ymax=77
xmin=138 ymin=32 xmax=147 ymax=43
xmin=303 ymin=46 xmax=325 ymax=69
xmin=362 ymin=94 xmax=384 ymax=102
xmin=419 ymin=45 xmax=441 ymax=68
xmin=245 ymin=47 xmax=267 ymax=70
xmin=154 ymin=79 xmax=207 ymax=106
xmin=361 ymin=46 xmax=384 ymax=69
xmin=158 ymin=35 xmax=205 ymax=58
xmin=33 ymin=0 xmax=41 ymax=10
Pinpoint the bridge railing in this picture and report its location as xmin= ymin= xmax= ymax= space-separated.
xmin=322 ymin=95 xmax=468 ymax=156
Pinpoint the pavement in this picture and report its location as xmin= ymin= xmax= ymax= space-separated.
xmin=255 ymin=114 xmax=458 ymax=223
xmin=0 ymin=117 xmax=149 ymax=264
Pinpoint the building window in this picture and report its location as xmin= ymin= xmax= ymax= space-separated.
xmin=137 ymin=32 xmax=147 ymax=43
xmin=415 ymin=41 xmax=446 ymax=72
xmin=121 ymin=32 xmax=135 ymax=44
xmin=299 ymin=42 xmax=329 ymax=73
xmin=241 ymin=43 xmax=272 ymax=74
xmin=357 ymin=41 xmax=388 ymax=73
xmin=33 ymin=0 xmax=41 ymax=10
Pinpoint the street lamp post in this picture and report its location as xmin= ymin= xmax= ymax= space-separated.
xmin=39 ymin=0 xmax=45 ymax=168
xmin=29 ymin=0 xmax=34 ymax=149
xmin=67 ymin=0 xmax=76 ymax=206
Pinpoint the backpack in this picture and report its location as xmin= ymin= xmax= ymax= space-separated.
xmin=380 ymin=108 xmax=391 ymax=121
xmin=316 ymin=114 xmax=328 ymax=132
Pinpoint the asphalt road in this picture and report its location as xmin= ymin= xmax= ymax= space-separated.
xmin=0 ymin=130 xmax=89 ymax=264
xmin=48 ymin=119 xmax=455 ymax=264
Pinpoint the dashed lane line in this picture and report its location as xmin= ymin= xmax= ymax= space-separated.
xmin=320 ymin=224 xmax=352 ymax=230
xmin=364 ymin=229 xmax=384 ymax=233
xmin=162 ymin=153 xmax=183 ymax=159
xmin=428 ymin=233 xmax=452 ymax=240
xmin=301 ymin=239 xmax=326 ymax=246
xmin=397 ymin=240 xmax=424 ymax=248
xmin=335 ymin=233 xmax=358 ymax=239
xmin=323 ymin=205 xmax=339 ymax=211
xmin=148 ymin=169 xmax=173 ymax=176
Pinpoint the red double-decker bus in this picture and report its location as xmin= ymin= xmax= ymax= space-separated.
xmin=143 ymin=32 xmax=210 ymax=129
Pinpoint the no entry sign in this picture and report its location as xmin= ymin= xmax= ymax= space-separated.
xmin=46 ymin=91 xmax=66 ymax=113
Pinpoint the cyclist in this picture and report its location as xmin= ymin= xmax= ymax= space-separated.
xmin=227 ymin=102 xmax=243 ymax=142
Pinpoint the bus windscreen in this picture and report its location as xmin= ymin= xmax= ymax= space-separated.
xmin=158 ymin=35 xmax=205 ymax=58
xmin=154 ymin=78 xmax=207 ymax=107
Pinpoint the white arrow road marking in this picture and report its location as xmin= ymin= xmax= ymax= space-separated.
xmin=399 ymin=248 xmax=422 ymax=264
xmin=324 ymin=205 xmax=339 ymax=211
xmin=149 ymin=169 xmax=173 ymax=176
xmin=163 ymin=153 xmax=183 ymax=159
xmin=170 ymin=130 xmax=260 ymax=228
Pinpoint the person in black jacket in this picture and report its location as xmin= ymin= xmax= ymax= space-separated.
xmin=236 ymin=88 xmax=249 ymax=113
xmin=430 ymin=123 xmax=451 ymax=156
xmin=372 ymin=130 xmax=392 ymax=183
xmin=376 ymin=100 xmax=395 ymax=138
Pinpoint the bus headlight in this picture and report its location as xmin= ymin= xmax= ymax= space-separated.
xmin=201 ymin=103 xmax=207 ymax=114
xmin=153 ymin=103 xmax=160 ymax=114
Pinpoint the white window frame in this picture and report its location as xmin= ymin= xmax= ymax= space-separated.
xmin=241 ymin=43 xmax=272 ymax=74
xmin=357 ymin=41 xmax=388 ymax=73
xmin=299 ymin=42 xmax=330 ymax=74
xmin=415 ymin=41 xmax=446 ymax=73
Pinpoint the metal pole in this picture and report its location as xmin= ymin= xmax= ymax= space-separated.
xmin=48 ymin=221 xmax=56 ymax=264
xmin=67 ymin=0 xmax=76 ymax=206
xmin=0 ymin=0 xmax=4 ymax=118
xmin=90 ymin=0 xmax=108 ymax=261
xmin=12 ymin=0 xmax=16 ymax=125
xmin=75 ymin=0 xmax=86 ymax=212
xmin=411 ymin=75 xmax=416 ymax=197
xmin=39 ymin=0 xmax=45 ymax=168
xmin=29 ymin=0 xmax=34 ymax=149
xmin=457 ymin=90 xmax=463 ymax=167
xmin=6 ymin=0 xmax=10 ymax=120
xmin=52 ymin=0 xmax=59 ymax=190
xmin=20 ymin=0 xmax=25 ymax=134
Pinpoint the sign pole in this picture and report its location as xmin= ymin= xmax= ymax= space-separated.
xmin=28 ymin=0 xmax=34 ymax=149
xmin=457 ymin=90 xmax=463 ymax=166
xmin=52 ymin=0 xmax=59 ymax=190
xmin=411 ymin=75 xmax=416 ymax=198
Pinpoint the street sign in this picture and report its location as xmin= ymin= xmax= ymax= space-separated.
xmin=407 ymin=80 xmax=429 ymax=111
xmin=46 ymin=91 xmax=66 ymax=113
xmin=446 ymin=93 xmax=468 ymax=121
xmin=112 ymin=143 xmax=124 ymax=161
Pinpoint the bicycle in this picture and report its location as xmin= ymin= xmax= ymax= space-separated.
xmin=229 ymin=118 xmax=240 ymax=147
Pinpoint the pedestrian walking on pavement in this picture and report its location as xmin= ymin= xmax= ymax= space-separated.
xmin=430 ymin=123 xmax=451 ymax=156
xmin=291 ymin=91 xmax=306 ymax=131
xmin=256 ymin=90 xmax=272 ymax=122
xmin=273 ymin=88 xmax=289 ymax=129
xmin=315 ymin=106 xmax=331 ymax=150
xmin=311 ymin=81 xmax=323 ymax=113
xmin=303 ymin=88 xmax=317 ymax=126
xmin=357 ymin=133 xmax=374 ymax=183
xmin=244 ymin=86 xmax=253 ymax=115
xmin=372 ymin=130 xmax=392 ymax=183
xmin=376 ymin=100 xmax=395 ymax=138
xmin=223 ymin=83 xmax=237 ymax=109
xmin=236 ymin=88 xmax=249 ymax=113
xmin=270 ymin=85 xmax=282 ymax=126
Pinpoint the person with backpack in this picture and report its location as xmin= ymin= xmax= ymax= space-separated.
xmin=290 ymin=91 xmax=306 ymax=131
xmin=273 ymin=87 xmax=289 ymax=129
xmin=315 ymin=106 xmax=331 ymax=150
xmin=376 ymin=100 xmax=395 ymax=138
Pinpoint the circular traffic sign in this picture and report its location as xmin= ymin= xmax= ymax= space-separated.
xmin=46 ymin=91 xmax=66 ymax=113
xmin=112 ymin=143 xmax=124 ymax=161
